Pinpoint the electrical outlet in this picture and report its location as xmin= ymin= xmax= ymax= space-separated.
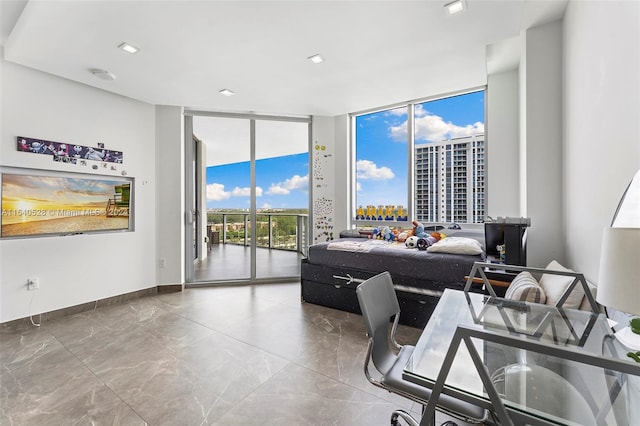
xmin=27 ymin=277 xmax=40 ymax=291
xmin=159 ymin=258 xmax=167 ymax=268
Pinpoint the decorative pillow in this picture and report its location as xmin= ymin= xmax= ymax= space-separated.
xmin=539 ymin=260 xmax=585 ymax=309
xmin=579 ymin=280 xmax=602 ymax=313
xmin=505 ymin=271 xmax=546 ymax=304
xmin=426 ymin=237 xmax=483 ymax=255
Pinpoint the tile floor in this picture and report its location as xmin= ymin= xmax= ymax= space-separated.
xmin=1 ymin=282 xmax=474 ymax=425
xmin=193 ymin=245 xmax=303 ymax=282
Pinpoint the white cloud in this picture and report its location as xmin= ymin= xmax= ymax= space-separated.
xmin=389 ymin=106 xmax=484 ymax=143
xmin=232 ymin=186 xmax=263 ymax=197
xmin=386 ymin=106 xmax=408 ymax=116
xmin=356 ymin=182 xmax=362 ymax=192
xmin=261 ymin=203 xmax=272 ymax=209
xmin=206 ymin=183 xmax=262 ymax=201
xmin=267 ymin=174 xmax=308 ymax=195
xmin=356 ymin=160 xmax=394 ymax=180
xmin=268 ymin=185 xmax=289 ymax=195
xmin=231 ymin=186 xmax=251 ymax=197
xmin=206 ymin=183 xmax=231 ymax=201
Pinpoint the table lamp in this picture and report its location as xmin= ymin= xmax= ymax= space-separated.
xmin=597 ymin=227 xmax=640 ymax=349
xmin=597 ymin=169 xmax=640 ymax=349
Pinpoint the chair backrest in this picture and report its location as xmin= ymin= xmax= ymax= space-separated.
xmin=356 ymin=271 xmax=401 ymax=375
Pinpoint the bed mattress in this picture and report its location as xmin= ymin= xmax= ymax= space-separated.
xmin=306 ymin=236 xmax=484 ymax=285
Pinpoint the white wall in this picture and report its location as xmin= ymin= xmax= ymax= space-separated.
xmin=155 ymin=105 xmax=184 ymax=285
xmin=487 ymin=70 xmax=520 ymax=218
xmin=0 ymin=58 xmax=156 ymax=323
xmin=521 ymin=20 xmax=564 ymax=267
xmin=310 ymin=116 xmax=337 ymax=243
xmin=563 ymin=1 xmax=640 ymax=283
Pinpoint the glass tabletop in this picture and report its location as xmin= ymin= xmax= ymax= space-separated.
xmin=405 ymin=289 xmax=631 ymax=425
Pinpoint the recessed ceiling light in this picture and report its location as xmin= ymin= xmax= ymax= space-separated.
xmin=118 ymin=42 xmax=139 ymax=54
xmin=445 ymin=0 xmax=466 ymax=15
xmin=89 ymin=68 xmax=116 ymax=81
xmin=219 ymin=89 xmax=235 ymax=97
xmin=308 ymin=54 xmax=324 ymax=64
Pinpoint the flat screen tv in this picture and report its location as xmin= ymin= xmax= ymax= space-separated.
xmin=1 ymin=167 xmax=133 ymax=239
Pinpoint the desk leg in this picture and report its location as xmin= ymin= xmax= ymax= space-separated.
xmin=421 ymin=327 xmax=514 ymax=426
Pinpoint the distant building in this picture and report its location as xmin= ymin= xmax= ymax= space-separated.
xmin=415 ymin=134 xmax=485 ymax=224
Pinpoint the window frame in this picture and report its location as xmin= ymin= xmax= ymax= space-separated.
xmin=350 ymin=86 xmax=486 ymax=227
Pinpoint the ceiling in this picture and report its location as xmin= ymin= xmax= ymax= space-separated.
xmin=1 ymin=0 xmax=567 ymax=117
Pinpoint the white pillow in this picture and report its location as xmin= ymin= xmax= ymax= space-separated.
xmin=505 ymin=271 xmax=546 ymax=304
xmin=539 ymin=260 xmax=585 ymax=309
xmin=579 ymin=280 xmax=602 ymax=313
xmin=427 ymin=237 xmax=483 ymax=255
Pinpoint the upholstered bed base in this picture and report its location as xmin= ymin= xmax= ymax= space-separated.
xmin=300 ymin=259 xmax=483 ymax=328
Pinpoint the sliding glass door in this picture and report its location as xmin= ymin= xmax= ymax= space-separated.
xmin=255 ymin=120 xmax=309 ymax=279
xmin=185 ymin=112 xmax=310 ymax=284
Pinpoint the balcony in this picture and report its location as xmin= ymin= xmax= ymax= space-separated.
xmin=208 ymin=211 xmax=308 ymax=254
xmin=194 ymin=211 xmax=308 ymax=282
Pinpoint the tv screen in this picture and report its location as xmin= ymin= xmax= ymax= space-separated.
xmin=1 ymin=167 xmax=133 ymax=238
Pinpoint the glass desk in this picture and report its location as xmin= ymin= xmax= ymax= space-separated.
xmin=403 ymin=289 xmax=640 ymax=426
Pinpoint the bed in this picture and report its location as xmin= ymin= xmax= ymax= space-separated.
xmin=300 ymin=229 xmax=487 ymax=328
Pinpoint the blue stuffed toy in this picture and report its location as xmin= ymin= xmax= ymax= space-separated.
xmin=412 ymin=220 xmax=429 ymax=239
xmin=382 ymin=226 xmax=395 ymax=242
xmin=370 ymin=227 xmax=381 ymax=239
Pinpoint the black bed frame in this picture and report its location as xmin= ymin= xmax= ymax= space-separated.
xmin=300 ymin=258 xmax=484 ymax=328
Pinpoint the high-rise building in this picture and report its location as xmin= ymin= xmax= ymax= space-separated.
xmin=415 ymin=134 xmax=485 ymax=224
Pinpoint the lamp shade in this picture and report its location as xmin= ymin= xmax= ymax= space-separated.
xmin=597 ymin=227 xmax=640 ymax=316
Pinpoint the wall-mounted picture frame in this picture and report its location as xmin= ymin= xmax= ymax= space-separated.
xmin=1 ymin=167 xmax=134 ymax=239
xmin=17 ymin=136 xmax=123 ymax=164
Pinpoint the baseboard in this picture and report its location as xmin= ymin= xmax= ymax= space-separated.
xmin=157 ymin=284 xmax=184 ymax=293
xmin=0 ymin=286 xmax=162 ymax=333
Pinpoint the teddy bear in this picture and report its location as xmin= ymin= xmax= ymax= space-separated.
xmin=396 ymin=228 xmax=414 ymax=242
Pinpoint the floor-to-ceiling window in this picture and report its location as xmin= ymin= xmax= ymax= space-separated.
xmin=254 ymin=119 xmax=309 ymax=279
xmin=185 ymin=112 xmax=310 ymax=284
xmin=353 ymin=88 xmax=486 ymax=225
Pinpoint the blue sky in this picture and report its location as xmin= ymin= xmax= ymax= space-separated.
xmin=205 ymin=90 xmax=484 ymax=211
xmin=356 ymin=90 xmax=485 ymax=208
xmin=206 ymin=152 xmax=308 ymax=209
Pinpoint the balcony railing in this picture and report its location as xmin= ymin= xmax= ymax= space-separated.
xmin=207 ymin=212 xmax=308 ymax=256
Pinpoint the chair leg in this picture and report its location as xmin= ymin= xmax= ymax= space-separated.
xmin=391 ymin=409 xmax=420 ymax=426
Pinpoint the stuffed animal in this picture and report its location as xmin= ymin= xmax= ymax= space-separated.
xmin=405 ymin=236 xmax=419 ymax=248
xmin=382 ymin=226 xmax=395 ymax=242
xmin=431 ymin=231 xmax=445 ymax=241
xmin=370 ymin=227 xmax=381 ymax=239
xmin=412 ymin=220 xmax=429 ymax=239
xmin=396 ymin=228 xmax=414 ymax=242
xmin=417 ymin=236 xmax=438 ymax=250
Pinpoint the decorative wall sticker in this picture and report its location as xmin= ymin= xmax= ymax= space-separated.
xmin=312 ymin=141 xmax=335 ymax=243
xmin=17 ymin=136 xmax=124 ymax=165
xmin=313 ymin=197 xmax=334 ymax=242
